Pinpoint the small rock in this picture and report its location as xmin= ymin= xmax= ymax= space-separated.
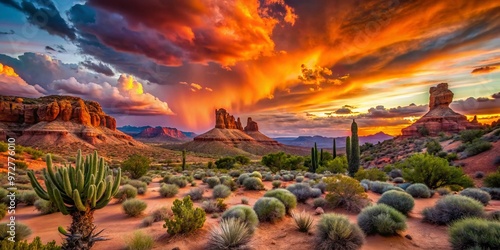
xmin=315 ymin=207 xmax=324 ymax=215
xmin=172 ymin=247 xmax=180 ymax=250
xmin=271 ymin=241 xmax=276 ymax=245
xmin=405 ymin=234 xmax=412 ymax=240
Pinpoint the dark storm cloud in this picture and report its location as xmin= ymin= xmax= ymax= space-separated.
xmin=451 ymin=97 xmax=500 ymax=115
xmin=363 ymin=104 xmax=428 ymax=119
xmin=0 ymin=30 xmax=15 ymax=35
xmin=80 ymin=60 xmax=114 ymax=76
xmin=335 ymin=107 xmax=353 ymax=115
xmin=45 ymin=45 xmax=56 ymax=51
xmin=0 ymin=0 xmax=76 ymax=40
xmin=471 ymin=66 xmax=498 ymax=74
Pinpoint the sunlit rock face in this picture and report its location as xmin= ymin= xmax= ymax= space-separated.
xmin=401 ymin=83 xmax=483 ymax=137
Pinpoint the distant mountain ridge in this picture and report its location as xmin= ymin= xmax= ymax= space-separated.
xmin=274 ymin=132 xmax=393 ymax=148
xmin=117 ymin=125 xmax=197 ymax=142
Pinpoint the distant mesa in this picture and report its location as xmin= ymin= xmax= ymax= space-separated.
xmin=117 ymin=125 xmax=197 ymax=142
xmin=401 ymin=83 xmax=483 ymax=137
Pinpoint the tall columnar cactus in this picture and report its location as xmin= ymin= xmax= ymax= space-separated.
xmin=346 ymin=136 xmax=351 ymax=163
xmin=310 ymin=143 xmax=319 ymax=173
xmin=27 ymin=150 xmax=121 ymax=250
xmin=333 ymin=138 xmax=337 ymax=159
xmin=182 ymin=150 xmax=186 ymax=171
xmin=348 ymin=119 xmax=360 ymax=177
xmin=320 ymin=148 xmax=324 ymax=163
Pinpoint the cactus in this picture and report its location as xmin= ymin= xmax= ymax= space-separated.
xmin=182 ymin=150 xmax=186 ymax=171
xmin=333 ymin=139 xmax=337 ymax=159
xmin=310 ymin=143 xmax=319 ymax=173
xmin=28 ymin=150 xmax=121 ymax=250
xmin=346 ymin=136 xmax=351 ymax=163
xmin=348 ymin=120 xmax=360 ymax=177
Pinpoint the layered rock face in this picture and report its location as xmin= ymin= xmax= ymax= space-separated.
xmin=0 ymin=95 xmax=134 ymax=146
xmin=401 ymin=83 xmax=483 ymax=137
xmin=136 ymin=126 xmax=188 ymax=140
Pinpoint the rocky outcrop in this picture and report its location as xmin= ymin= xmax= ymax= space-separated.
xmin=136 ymin=127 xmax=188 ymax=140
xmin=244 ymin=117 xmax=259 ymax=132
xmin=401 ymin=83 xmax=483 ymax=137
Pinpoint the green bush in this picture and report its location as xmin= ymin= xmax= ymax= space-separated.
xmin=187 ymin=188 xmax=204 ymax=201
xmin=222 ymin=205 xmax=259 ymax=231
xmin=253 ymin=197 xmax=286 ymax=223
xmin=234 ymin=155 xmax=251 ymax=165
xmin=436 ymin=187 xmax=451 ymax=196
xmin=313 ymin=197 xmax=327 ymax=208
xmin=125 ymin=230 xmax=154 ymax=250
xmin=484 ymin=172 xmax=500 ymax=188
xmin=166 ymin=176 xmax=188 ymax=188
xmin=315 ymin=214 xmax=365 ymax=250
xmin=34 ymin=199 xmax=59 ymax=214
xmin=425 ymin=139 xmax=443 ymax=155
xmin=0 ymin=222 xmax=32 ymax=241
xmin=237 ymin=173 xmax=250 ymax=185
xmin=215 ymin=157 xmax=236 ymax=169
xmin=264 ymin=189 xmax=297 ymax=214
xmin=19 ymin=191 xmax=38 ymax=205
xmin=324 ymin=175 xmax=369 ymax=213
xmin=459 ymin=188 xmax=491 ymax=205
xmin=0 ymin=204 xmax=6 ymax=220
xmin=369 ymin=181 xmax=392 ymax=194
xmin=122 ymin=154 xmax=151 ymax=179
xmin=286 ymin=183 xmax=313 ymax=202
xmin=316 ymin=156 xmax=348 ymax=174
xmin=464 ymin=139 xmax=492 ymax=157
xmin=460 ymin=129 xmax=484 ymax=143
xmin=127 ymin=180 xmax=148 ymax=194
xmin=422 ymin=195 xmax=484 ymax=225
xmin=206 ymin=218 xmax=252 ymax=250
xmin=357 ymin=204 xmax=407 ymax=236
xmin=481 ymin=187 xmax=500 ymax=200
xmin=250 ymin=171 xmax=262 ymax=179
xmin=488 ymin=211 xmax=500 ymax=221
xmin=13 ymin=161 xmax=28 ymax=170
xmin=114 ymin=184 xmax=138 ymax=202
xmin=291 ymin=210 xmax=314 ymax=232
xmin=272 ymin=180 xmax=282 ymax=189
xmin=0 ymin=142 xmax=7 ymax=152
xmin=400 ymin=154 xmax=473 ymax=189
xmin=382 ymin=185 xmax=404 ymax=193
xmin=206 ymin=177 xmax=221 ymax=189
xmin=159 ymin=184 xmax=179 ymax=198
xmin=354 ymin=168 xmax=387 ymax=181
xmin=122 ymin=199 xmax=147 ymax=217
xmin=449 ymin=218 xmax=500 ymax=250
xmin=406 ymin=183 xmax=431 ymax=198
xmin=0 ymin=237 xmax=60 ymax=250
xmin=393 ymin=177 xmax=404 ymax=183
xmin=213 ymin=184 xmax=231 ymax=199
xmin=242 ymin=177 xmax=264 ymax=190
xmin=163 ymin=196 xmax=206 ymax=235
xmin=377 ymin=190 xmax=414 ymax=215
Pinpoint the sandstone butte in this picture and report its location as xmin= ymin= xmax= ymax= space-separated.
xmin=0 ymin=95 xmax=138 ymax=146
xmin=401 ymin=83 xmax=483 ymax=137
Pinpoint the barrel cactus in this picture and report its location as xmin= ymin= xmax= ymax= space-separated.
xmin=28 ymin=150 xmax=121 ymax=250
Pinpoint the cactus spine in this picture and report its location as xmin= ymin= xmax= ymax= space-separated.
xmin=333 ymin=138 xmax=337 ymax=159
xmin=28 ymin=150 xmax=121 ymax=250
xmin=348 ymin=119 xmax=360 ymax=177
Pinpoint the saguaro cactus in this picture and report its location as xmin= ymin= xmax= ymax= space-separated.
xmin=333 ymin=138 xmax=337 ymax=159
xmin=182 ymin=150 xmax=186 ymax=171
xmin=310 ymin=143 xmax=319 ymax=173
xmin=346 ymin=136 xmax=351 ymax=163
xmin=28 ymin=150 xmax=121 ymax=250
xmin=348 ymin=120 xmax=360 ymax=176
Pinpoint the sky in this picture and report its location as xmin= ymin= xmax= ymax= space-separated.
xmin=0 ymin=0 xmax=499 ymax=137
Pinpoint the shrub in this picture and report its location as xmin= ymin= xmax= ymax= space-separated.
xmin=484 ymin=172 xmax=500 ymax=188
xmin=488 ymin=211 xmax=500 ymax=221
xmin=167 ymin=176 xmax=188 ymax=188
xmin=357 ymin=204 xmax=407 ymax=236
xmin=436 ymin=187 xmax=451 ymax=196
xmin=188 ymin=188 xmax=204 ymax=201
xmin=464 ymin=139 xmax=492 ymax=157
xmin=163 ymin=196 xmax=206 ymax=235
xmin=122 ymin=154 xmax=151 ymax=179
xmin=0 ymin=204 xmax=6 ymax=220
xmin=295 ymin=176 xmax=304 ymax=183
xmin=141 ymin=216 xmax=155 ymax=227
xmin=125 ymin=230 xmax=154 ymax=250
xmin=215 ymin=157 xmax=236 ymax=169
xmin=150 ymin=207 xmax=171 ymax=222
xmin=114 ymin=184 xmax=138 ymax=202
xmin=406 ymin=183 xmax=431 ymax=198
xmin=19 ymin=191 xmax=38 ymax=205
xmin=315 ymin=214 xmax=365 ymax=250
xmin=425 ymin=139 xmax=442 ymax=155
xmin=272 ymin=180 xmax=282 ymax=189
xmin=206 ymin=218 xmax=252 ymax=250
xmin=287 ymin=183 xmax=313 ymax=202
xmin=0 ymin=222 xmax=32 ymax=241
xmin=401 ymin=154 xmax=474 ymax=189
xmin=253 ymin=197 xmax=286 ymax=223
xmin=314 ymin=182 xmax=327 ymax=193
xmin=34 ymin=199 xmax=59 ymax=214
xmin=393 ymin=177 xmax=404 ymax=183
xmin=237 ymin=173 xmax=250 ymax=185
xmin=449 ymin=218 xmax=500 ymax=250
xmin=354 ymin=168 xmax=387 ymax=182
xmin=474 ymin=171 xmax=485 ymax=179
xmin=123 ymin=199 xmax=147 ymax=217
xmin=382 ymin=185 xmax=404 ymax=193
xmin=282 ymin=174 xmax=294 ymax=181
xmin=324 ymin=175 xmax=369 ymax=213
xmin=139 ymin=176 xmax=152 ymax=184
xmin=202 ymin=199 xmax=227 ymax=213
xmin=422 ymin=195 xmax=484 ymax=225
xmin=13 ymin=161 xmax=28 ymax=169
xmin=313 ymin=197 xmax=327 ymax=208
xmin=243 ymin=177 xmax=264 ymax=190
xmin=206 ymin=177 xmax=221 ymax=189
xmin=481 ymin=187 xmax=500 ymax=200
xmin=229 ymin=170 xmax=242 ymax=178
xmin=159 ymin=184 xmax=179 ymax=198
xmin=377 ymin=190 xmax=414 ymax=215
xmin=263 ymin=189 xmax=297 ymax=214
xmin=460 ymin=129 xmax=484 ymax=143
xmin=0 ymin=237 xmax=60 ymax=250
xmin=222 ymin=205 xmax=259 ymax=231
xmin=213 ymin=184 xmax=231 ymax=199
xmin=311 ymin=188 xmax=322 ymax=198
xmin=388 ymin=169 xmax=403 ymax=179
xmin=459 ymin=188 xmax=491 ymax=206
xmin=241 ymin=198 xmax=249 ymax=205
xmin=235 ymin=155 xmax=251 ymax=165
xmin=291 ymin=210 xmax=314 ymax=232
xmin=127 ymin=180 xmax=148 ymax=194
xmin=250 ymin=171 xmax=262 ymax=179
xmin=369 ymin=181 xmax=392 ymax=194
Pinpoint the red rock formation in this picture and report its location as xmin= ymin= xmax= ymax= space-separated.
xmin=136 ymin=127 xmax=188 ymax=140
xmin=401 ymin=83 xmax=484 ymax=137
xmin=236 ymin=118 xmax=243 ymax=130
xmin=215 ymin=108 xmax=241 ymax=129
xmin=244 ymin=117 xmax=259 ymax=132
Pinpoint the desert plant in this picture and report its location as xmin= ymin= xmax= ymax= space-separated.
xmin=206 ymin=218 xmax=253 ymax=250
xmin=357 ymin=204 xmax=407 ymax=236
xmin=0 ymin=236 xmax=60 ymax=250
xmin=324 ymin=175 xmax=369 ymax=212
xmin=481 ymin=187 xmax=500 ymax=200
xmin=448 ymin=218 xmax=500 ymax=250
xmin=295 ymin=176 xmax=304 ymax=183
xmin=315 ymin=214 xmax=365 ymax=250
xmin=27 ymin=150 xmax=121 ymax=249
xmin=369 ymin=181 xmax=392 ymax=194
xmin=122 ymin=154 xmax=151 ymax=179
xmin=250 ymin=171 xmax=262 ymax=179
xmin=311 ymin=188 xmax=322 ymax=198
xmin=163 ymin=196 xmax=206 ymax=235
xmin=474 ymin=171 xmax=485 ymax=179
xmin=272 ymin=180 xmax=282 ymax=189
xmin=215 ymin=157 xmax=237 ymax=169
xmin=393 ymin=177 xmax=404 ymax=183
xmin=348 ymin=120 xmax=360 ymax=177
xmin=213 ymin=184 xmax=231 ymax=199
xmin=125 ymin=230 xmax=154 ymax=250
xmin=0 ymin=222 xmax=32 ymax=241
xmin=313 ymin=197 xmax=327 ymax=208
xmin=19 ymin=190 xmax=38 ymax=205
xmin=291 ymin=210 xmax=314 ymax=232
xmin=241 ymin=197 xmax=249 ymax=205
xmin=484 ymin=172 xmax=500 ymax=188
xmin=237 ymin=173 xmax=250 ymax=185
xmin=488 ymin=210 xmax=500 ymax=221
xmin=0 ymin=204 xmax=6 ymax=220
xmin=166 ymin=176 xmax=188 ymax=188
xmin=436 ymin=187 xmax=451 ymax=196
xmin=159 ymin=184 xmax=179 ymax=198
xmin=464 ymin=139 xmax=492 ymax=157
xmin=406 ymin=183 xmax=431 ymax=198
xmin=242 ymin=177 xmax=264 ymax=190
xmin=253 ymin=197 xmax=286 ymax=223
xmin=34 ymin=199 xmax=59 ymax=214
xmin=425 ymin=139 xmax=442 ymax=155
xmin=126 ymin=180 xmax=148 ymax=194
xmin=206 ymin=177 xmax=221 ymax=189
xmin=114 ymin=184 xmax=138 ymax=202
xmin=377 ymin=190 xmax=414 ymax=215
xmin=141 ymin=216 xmax=155 ymax=227
xmin=460 ymin=129 xmax=484 ymax=143
xmin=459 ymin=188 xmax=491 ymax=206
xmin=263 ymin=189 xmax=297 ymax=214
xmin=123 ymin=199 xmax=147 ymax=217
xmin=422 ymin=195 xmax=484 ymax=225
xmin=354 ymin=168 xmax=387 ymax=182
xmin=286 ymin=183 xmax=313 ymax=202
xmin=222 ymin=205 xmax=259 ymax=231
xmin=188 ymin=187 xmax=204 ymax=201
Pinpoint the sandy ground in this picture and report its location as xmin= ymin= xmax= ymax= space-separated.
xmin=2 ymin=178 xmax=499 ymax=250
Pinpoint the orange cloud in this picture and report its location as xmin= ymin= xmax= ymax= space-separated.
xmin=0 ymin=63 xmax=44 ymax=97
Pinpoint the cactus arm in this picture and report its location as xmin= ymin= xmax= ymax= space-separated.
xmin=58 ymin=226 xmax=68 ymax=235
xmin=111 ymin=168 xmax=121 ymax=196
xmin=53 ymin=188 xmax=70 ymax=215
xmin=95 ymin=181 xmax=106 ymax=201
xmin=86 ymin=185 xmax=96 ymax=202
xmin=73 ymin=190 xmax=87 ymax=212
xmin=76 ymin=170 xmax=85 ymax=193
xmin=62 ymin=168 xmax=74 ymax=197
xmin=27 ymin=171 xmax=50 ymax=200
